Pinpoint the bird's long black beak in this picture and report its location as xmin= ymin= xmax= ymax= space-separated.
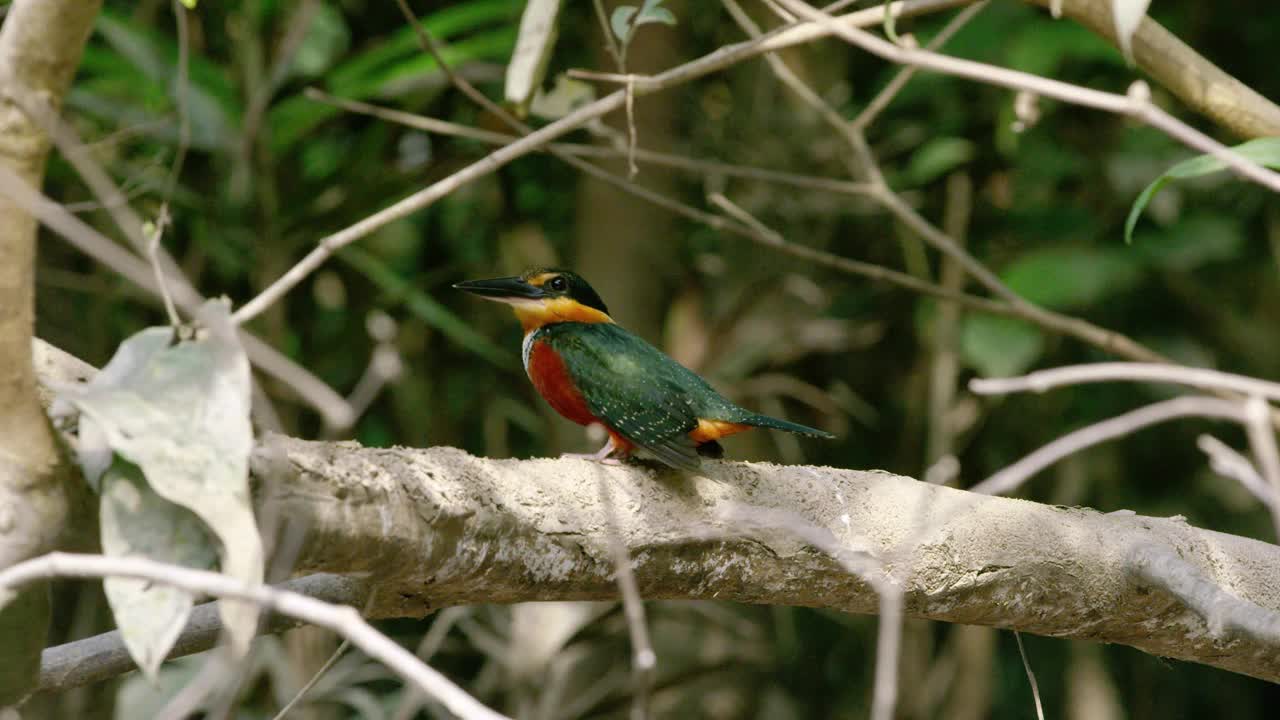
xmin=453 ymin=276 xmax=547 ymax=302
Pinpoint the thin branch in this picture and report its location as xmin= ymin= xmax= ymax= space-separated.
xmin=0 ymin=162 xmax=355 ymax=427
xmin=228 ymin=0 xmax=989 ymax=326
xmin=969 ymin=362 xmax=1280 ymax=403
xmin=871 ymin=188 xmax=1168 ymax=363
xmin=591 ymin=0 xmax=626 ymax=70
xmin=720 ymin=0 xmax=867 ymax=181
xmin=303 ymin=89 xmax=872 ymax=196
xmin=384 ymin=7 xmax=660 ymax=710
xmin=162 ymin=0 xmax=191 ymax=208
xmin=241 ymin=0 xmax=320 ymax=154
xmin=0 ymin=553 xmax=511 ymax=720
xmin=146 ymin=207 xmax=181 ymax=326
xmin=925 ymin=173 xmax=972 ymax=466
xmin=1242 ymin=397 xmax=1280 ymax=541
xmin=595 ymin=472 xmax=655 ymax=720
xmin=714 ymin=504 xmax=900 ymax=720
xmin=270 ymin=639 xmax=351 ymax=720
xmin=18 ymin=365 xmax=1280 ymax=688
xmin=705 ymin=191 xmax=1006 ymax=311
xmin=1014 ymin=632 xmax=1045 ymax=720
xmin=850 ymin=1 xmax=989 ymax=131
xmin=725 ymin=3 xmax=1001 ymax=322
xmin=36 ymin=573 xmax=364 ymax=694
xmin=1129 ymin=542 xmax=1280 ymax=646
xmin=774 ymin=0 xmax=1280 ymax=192
xmin=1196 ymin=435 xmax=1275 ymax=513
xmin=969 ymin=396 xmax=1246 ymax=496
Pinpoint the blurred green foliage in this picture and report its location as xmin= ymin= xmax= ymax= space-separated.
xmin=30 ymin=0 xmax=1280 ymax=717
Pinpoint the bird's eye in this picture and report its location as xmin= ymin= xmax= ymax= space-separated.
xmin=547 ymin=276 xmax=568 ymax=291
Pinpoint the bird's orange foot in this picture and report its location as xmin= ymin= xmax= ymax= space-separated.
xmin=561 ymin=436 xmax=625 ymax=465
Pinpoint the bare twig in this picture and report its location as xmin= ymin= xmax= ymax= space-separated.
xmin=385 ymin=8 xmax=659 ymax=712
xmin=162 ymin=0 xmax=191 ymax=207
xmin=37 ymin=573 xmax=364 ymax=694
xmin=970 ymin=362 xmax=1280 ymax=402
xmin=715 ymin=504 xmax=901 ymax=720
xmin=774 ymin=0 xmax=1280 ymax=192
xmin=725 ymin=0 xmax=1142 ymax=349
xmin=872 ymin=188 xmax=1168 ymax=363
xmin=850 ymin=1 xmax=989 ymax=131
xmin=926 ymin=173 xmax=972 ymax=466
xmin=594 ymin=471 xmax=655 ymax=720
xmin=1014 ymin=632 xmax=1045 ymax=720
xmin=241 ymin=0 xmax=321 ymax=154
xmin=0 ymin=553 xmax=511 ymax=720
xmin=270 ymin=639 xmax=351 ymax=720
xmin=720 ymin=0 xmax=866 ymax=180
xmin=228 ymin=0 xmax=988 ymax=326
xmin=1242 ymin=397 xmax=1280 ymax=540
xmin=591 ymin=0 xmax=626 ymax=69
xmin=304 ymin=88 xmax=872 ymax=196
xmin=1196 ymin=435 xmax=1275 ymax=512
xmin=0 ymin=162 xmax=354 ymax=427
xmin=970 ymin=396 xmax=1246 ymax=496
xmin=145 ymin=207 xmax=181 ymax=326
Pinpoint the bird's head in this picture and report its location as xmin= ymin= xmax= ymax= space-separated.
xmin=454 ymin=268 xmax=613 ymax=330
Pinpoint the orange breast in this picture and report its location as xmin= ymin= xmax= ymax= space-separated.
xmin=526 ymin=339 xmax=598 ymax=427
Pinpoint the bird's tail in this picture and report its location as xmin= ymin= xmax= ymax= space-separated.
xmin=742 ymin=414 xmax=835 ymax=439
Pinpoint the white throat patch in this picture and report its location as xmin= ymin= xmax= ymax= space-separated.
xmin=521 ymin=329 xmax=538 ymax=377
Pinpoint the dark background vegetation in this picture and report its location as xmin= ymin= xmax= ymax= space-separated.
xmin=27 ymin=0 xmax=1280 ymax=717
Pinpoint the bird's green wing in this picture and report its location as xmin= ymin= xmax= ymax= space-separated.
xmin=539 ymin=322 xmax=704 ymax=471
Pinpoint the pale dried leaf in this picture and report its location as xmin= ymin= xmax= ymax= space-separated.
xmin=101 ymin=460 xmax=217 ymax=679
xmin=56 ymin=299 xmax=262 ymax=656
xmin=1111 ymin=0 xmax=1152 ymax=64
xmin=505 ymin=0 xmax=562 ymax=112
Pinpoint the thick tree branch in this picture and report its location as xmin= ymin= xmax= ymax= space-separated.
xmin=247 ymin=434 xmax=1280 ymax=683
xmin=0 ymin=0 xmax=102 ymax=705
xmin=1038 ymin=0 xmax=1280 ymax=138
xmin=28 ymin=338 xmax=1280 ymax=691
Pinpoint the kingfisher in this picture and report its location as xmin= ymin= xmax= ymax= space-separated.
xmin=455 ymin=268 xmax=834 ymax=471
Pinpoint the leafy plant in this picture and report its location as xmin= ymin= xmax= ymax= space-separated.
xmin=1124 ymin=137 xmax=1280 ymax=244
xmin=610 ymin=0 xmax=677 ymax=57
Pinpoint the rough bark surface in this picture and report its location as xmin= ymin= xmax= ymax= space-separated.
xmin=252 ymin=432 xmax=1280 ymax=683
xmin=0 ymin=0 xmax=103 ymax=706
xmin=1041 ymin=0 xmax=1280 ymax=138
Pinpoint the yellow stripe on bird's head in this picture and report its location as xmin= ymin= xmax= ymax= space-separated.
xmin=454 ymin=268 xmax=613 ymax=330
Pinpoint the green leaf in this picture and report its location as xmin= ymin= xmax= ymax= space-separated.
xmin=904 ymin=137 xmax=975 ymax=186
xmin=56 ymin=299 xmax=262 ymax=657
xmin=1001 ymin=247 xmax=1143 ymax=309
xmin=290 ymin=1 xmax=351 ymax=79
xmin=338 ymin=248 xmax=516 ymax=370
xmin=179 ymin=0 xmax=197 ymax=7
xmin=93 ymin=10 xmax=238 ymax=150
xmin=611 ymin=6 xmax=639 ymax=43
xmin=327 ymin=0 xmax=517 ymax=90
xmin=636 ymin=5 xmax=676 ymax=26
xmin=100 ymin=460 xmax=218 ymax=680
xmin=1124 ymin=137 xmax=1280 ymax=244
xmin=272 ymin=26 xmax=517 ymax=151
xmin=960 ymin=314 xmax=1045 ymax=378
